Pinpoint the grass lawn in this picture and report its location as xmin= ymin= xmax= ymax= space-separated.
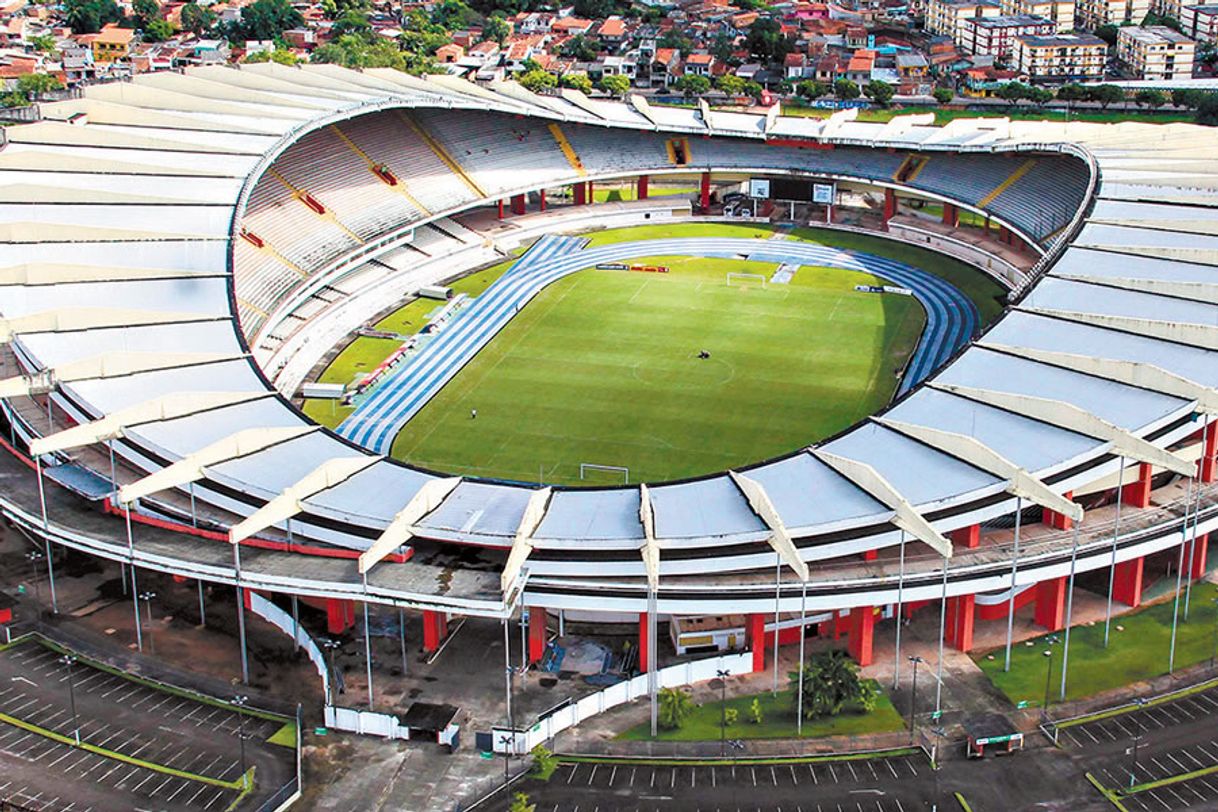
xmin=780 ymin=104 xmax=1196 ymax=126
xmin=301 ymin=257 xmax=519 ymax=429
xmin=975 ymin=581 xmax=1218 ymax=707
xmin=592 ymin=185 xmax=695 ymax=203
xmin=583 ymin=221 xmax=780 ymax=246
xmin=618 ymin=682 xmax=905 ymax=741
xmin=390 ymin=252 xmax=925 ymax=484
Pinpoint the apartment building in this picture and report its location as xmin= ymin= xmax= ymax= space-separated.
xmin=1015 ymin=32 xmax=1107 ymax=80
xmin=999 ymin=0 xmax=1076 ymax=32
xmin=960 ymin=14 xmax=1057 ymax=57
xmin=1117 ymin=25 xmax=1195 ymax=79
xmin=1076 ymin=0 xmax=1149 ymax=29
xmin=1180 ymin=3 xmax=1218 ymax=41
xmin=925 ymin=0 xmax=1001 ymax=38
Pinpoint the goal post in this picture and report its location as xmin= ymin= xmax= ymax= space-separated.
xmin=726 ymin=272 xmax=766 ymax=288
xmin=579 ymin=463 xmax=630 ymax=484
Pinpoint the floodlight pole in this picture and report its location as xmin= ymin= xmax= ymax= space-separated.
xmin=772 ymin=552 xmax=781 ymax=695
xmin=34 ymin=455 xmax=58 ymax=614
xmin=1060 ymin=524 xmax=1081 ymax=701
xmin=892 ymin=529 xmax=907 ymax=691
xmin=648 ymin=586 xmax=658 ymax=738
xmin=1169 ymin=505 xmax=1189 ymax=674
xmin=362 ymin=583 xmax=374 ymax=709
xmin=199 ymin=580 xmax=208 ymax=628
xmin=1003 ymin=496 xmax=1023 ymax=672
xmin=796 ymin=579 xmax=807 ymax=736
xmin=1184 ymin=438 xmax=1204 ymax=619
xmin=233 ymin=541 xmax=249 ymax=684
xmin=935 ymin=559 xmax=948 ymax=716
xmin=1104 ymin=456 xmax=1126 ymax=648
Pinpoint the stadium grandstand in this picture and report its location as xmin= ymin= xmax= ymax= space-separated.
xmin=0 ymin=63 xmax=1216 ymax=744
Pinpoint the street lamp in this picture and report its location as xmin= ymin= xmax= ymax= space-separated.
xmin=716 ymin=668 xmax=731 ymax=757
xmin=1128 ymin=697 xmax=1147 ymax=789
xmin=61 ymin=654 xmax=80 ymax=745
xmin=1210 ymin=597 xmax=1218 ymax=672
xmin=25 ymin=550 xmax=43 ymax=604
xmin=232 ymin=694 xmax=249 ymax=790
xmin=138 ymin=591 xmax=156 ymax=653
xmin=498 ymin=733 xmax=514 ymax=782
xmin=908 ymin=655 xmax=925 ymax=743
xmin=1042 ymin=649 xmax=1055 ymax=717
xmin=319 ymin=638 xmax=341 ymax=704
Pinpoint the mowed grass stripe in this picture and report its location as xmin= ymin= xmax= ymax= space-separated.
xmin=391 ymin=256 xmax=925 ymax=484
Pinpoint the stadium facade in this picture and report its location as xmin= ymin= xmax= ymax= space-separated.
xmin=1 ymin=64 xmax=1216 ymax=686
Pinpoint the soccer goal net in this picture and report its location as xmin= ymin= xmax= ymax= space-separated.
xmin=579 ymin=463 xmax=630 ymax=484
xmin=726 ymin=272 xmax=766 ymax=288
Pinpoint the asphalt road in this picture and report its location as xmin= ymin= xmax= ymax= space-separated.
xmin=0 ymin=638 xmax=297 ymax=811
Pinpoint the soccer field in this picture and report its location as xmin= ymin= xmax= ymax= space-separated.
xmin=389 ymin=255 xmax=926 ymax=485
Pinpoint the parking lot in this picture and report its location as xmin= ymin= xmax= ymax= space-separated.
xmin=498 ymin=753 xmax=947 ymax=811
xmin=0 ymin=637 xmax=297 ymax=811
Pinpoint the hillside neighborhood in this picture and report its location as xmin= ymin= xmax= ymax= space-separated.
xmin=0 ymin=0 xmax=1216 ymax=115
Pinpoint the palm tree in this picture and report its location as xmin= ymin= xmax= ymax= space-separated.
xmin=790 ymin=650 xmax=866 ymax=720
xmin=658 ymin=687 xmax=696 ymax=730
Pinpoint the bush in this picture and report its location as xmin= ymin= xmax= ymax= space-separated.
xmin=790 ymin=650 xmax=873 ymax=720
xmin=658 ymin=687 xmax=696 ymax=730
xmin=723 ymin=707 xmax=739 ymax=727
xmin=749 ymin=697 xmax=763 ymax=725
xmin=530 ymin=744 xmax=558 ymax=781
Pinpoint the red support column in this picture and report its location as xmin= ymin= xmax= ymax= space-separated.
xmin=699 ymin=171 xmax=711 ymax=209
xmin=950 ymin=524 xmax=981 ymax=549
xmin=1201 ymin=423 xmax=1217 ymax=484
xmin=510 ymin=193 xmax=526 ymax=216
xmin=748 ymin=613 xmax=766 ymax=673
xmin=1191 ymin=534 xmax=1209 ymax=579
xmin=942 ymin=202 xmax=959 ymax=227
xmin=1121 ymin=463 xmax=1153 ymax=509
xmin=497 ymin=199 xmax=504 ymax=218
xmin=882 ymin=188 xmax=896 ymax=228
xmin=1113 ymin=557 xmax=1144 ymax=607
xmin=242 ymin=588 xmax=252 ymax=610
xmin=946 ymin=594 xmax=975 ymax=652
xmin=1034 ymin=576 xmax=1067 ymax=631
xmin=528 ymin=606 xmax=547 ymax=664
xmin=847 ymin=607 xmax=875 ymax=666
xmin=1044 ymin=492 xmax=1074 ymax=530
xmin=326 ymin=598 xmax=355 ymax=635
xmin=833 ymin=610 xmax=848 ymax=640
xmin=637 ymin=175 xmax=649 ymax=199
xmin=538 ymin=189 xmax=546 ymax=212
xmin=862 ymin=549 xmax=878 ymax=561
xmin=574 ymin=182 xmax=586 ymax=206
xmin=422 ymin=610 xmax=447 ymax=653
xmin=638 ymin=612 xmax=649 ymax=672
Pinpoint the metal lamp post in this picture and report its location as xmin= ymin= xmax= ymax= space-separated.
xmin=138 ymin=591 xmax=156 ymax=653
xmin=716 ymin=668 xmax=730 ymax=757
xmin=498 ymin=733 xmax=514 ymax=782
xmin=61 ymin=654 xmax=80 ymax=745
xmin=908 ymin=655 xmax=924 ymax=743
xmin=319 ymin=638 xmax=340 ymax=704
xmin=1042 ymin=648 xmax=1055 ymax=718
xmin=233 ymin=694 xmax=249 ymax=790
xmin=1210 ymin=597 xmax=1218 ymax=672
xmin=25 ymin=550 xmax=42 ymax=604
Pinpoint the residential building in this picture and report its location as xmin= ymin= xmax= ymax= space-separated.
xmin=960 ymin=14 xmax=1056 ymax=58
xmin=895 ymin=50 xmax=932 ymax=92
xmin=999 ymin=0 xmax=1075 ymax=31
xmin=1117 ymin=25 xmax=1195 ymax=79
xmin=1075 ymin=0 xmax=1149 ymax=29
xmin=1015 ymin=31 xmax=1107 ymax=80
xmin=91 ymin=23 xmax=133 ymax=62
xmin=925 ymin=0 xmax=1001 ymax=39
xmin=1180 ymin=4 xmax=1218 ymax=41
xmin=683 ymin=52 xmax=716 ymax=75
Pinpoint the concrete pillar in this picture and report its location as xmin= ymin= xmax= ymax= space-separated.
xmin=574 ymin=182 xmax=587 ymax=206
xmin=1201 ymin=423 xmax=1217 ymax=484
xmin=942 ymin=202 xmax=959 ymax=227
xmin=950 ymin=524 xmax=981 ymax=550
xmin=946 ymin=594 xmax=975 ymax=652
xmin=748 ymin=613 xmax=766 ymax=673
xmin=1043 ymin=492 xmax=1074 ymax=530
xmin=1191 ymin=534 xmax=1209 ymax=580
xmin=537 ymin=188 xmax=546 ymax=212
xmin=326 ymin=598 xmax=355 ymax=635
xmin=847 ymin=606 xmax=875 ymax=667
xmin=637 ymin=174 xmax=649 ymax=199
xmin=510 ymin=193 xmax=526 ymax=216
xmin=700 ymin=171 xmax=711 ymax=209
xmin=862 ymin=549 xmax=878 ymax=562
xmin=528 ymin=606 xmax=547 ymax=664
xmin=496 ymin=199 xmax=504 ymax=218
xmin=882 ymin=188 xmax=896 ymax=227
xmin=638 ymin=612 xmax=649 ymax=672
xmin=1113 ymin=557 xmax=1144 ymax=607
xmin=1121 ymin=463 xmax=1153 ymax=509
xmin=1034 ymin=576 xmax=1067 ymax=631
xmin=422 ymin=610 xmax=448 ymax=653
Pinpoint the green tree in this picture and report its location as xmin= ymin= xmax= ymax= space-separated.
xmin=573 ymin=0 xmax=617 ymax=18
xmin=657 ymin=687 xmax=696 ymax=730
xmin=30 ymin=34 xmax=58 ymax=52
xmin=1194 ymin=92 xmax=1218 ymax=125
xmin=142 ymin=18 xmax=174 ymax=40
xmin=430 ymin=0 xmax=474 ymax=29
xmin=864 ymin=79 xmax=894 ymax=106
xmin=723 ymin=707 xmax=739 ymax=726
xmin=797 ymin=79 xmax=826 ymax=100
xmin=743 ymin=79 xmax=764 ymax=101
xmin=1028 ymin=86 xmax=1053 ymax=106
xmin=1087 ymin=83 xmax=1126 ymax=109
xmin=238 ymin=0 xmax=303 ymax=42
xmin=132 ymin=0 xmax=158 ymax=27
xmin=559 ymin=34 xmax=597 ymax=61
xmin=1171 ymin=87 xmax=1205 ymax=108
xmin=529 ymin=744 xmax=558 ymax=781
xmin=790 ymin=650 xmax=871 ymax=720
xmin=996 ymin=81 xmax=1030 ymax=105
xmin=331 ymin=8 xmax=372 ymax=40
xmin=245 ymin=47 xmax=298 ymax=64
xmin=658 ymin=29 xmax=693 ymax=56
xmin=508 ymin=792 xmax=536 ymax=812
xmin=560 ymin=72 xmax=592 ymax=93
xmin=599 ymin=73 xmax=630 ymax=97
xmin=179 ymin=2 xmax=215 ymax=33
xmin=481 ymin=13 xmax=510 ymax=44
xmin=1134 ymin=88 xmax=1167 ymax=108
xmin=16 ymin=73 xmax=63 ymax=97
xmin=932 ymin=86 xmax=954 ymax=105
xmin=833 ymin=78 xmax=859 ymax=100
xmin=716 ymin=73 xmax=746 ymax=95
xmin=64 ymin=0 xmax=121 ymax=35
xmin=1055 ymin=83 xmax=1088 ymax=103
xmin=1094 ymin=23 xmax=1119 ymax=45
xmin=710 ymin=31 xmax=735 ymax=64
xmin=674 ymin=73 xmax=710 ymax=98
xmin=518 ymin=68 xmax=557 ymax=92
xmin=744 ymin=17 xmax=791 ymax=63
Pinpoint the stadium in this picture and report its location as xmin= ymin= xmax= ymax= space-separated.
xmin=1 ymin=62 xmax=1216 ymax=756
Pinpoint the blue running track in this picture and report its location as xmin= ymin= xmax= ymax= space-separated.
xmin=338 ymin=235 xmax=980 ymax=453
